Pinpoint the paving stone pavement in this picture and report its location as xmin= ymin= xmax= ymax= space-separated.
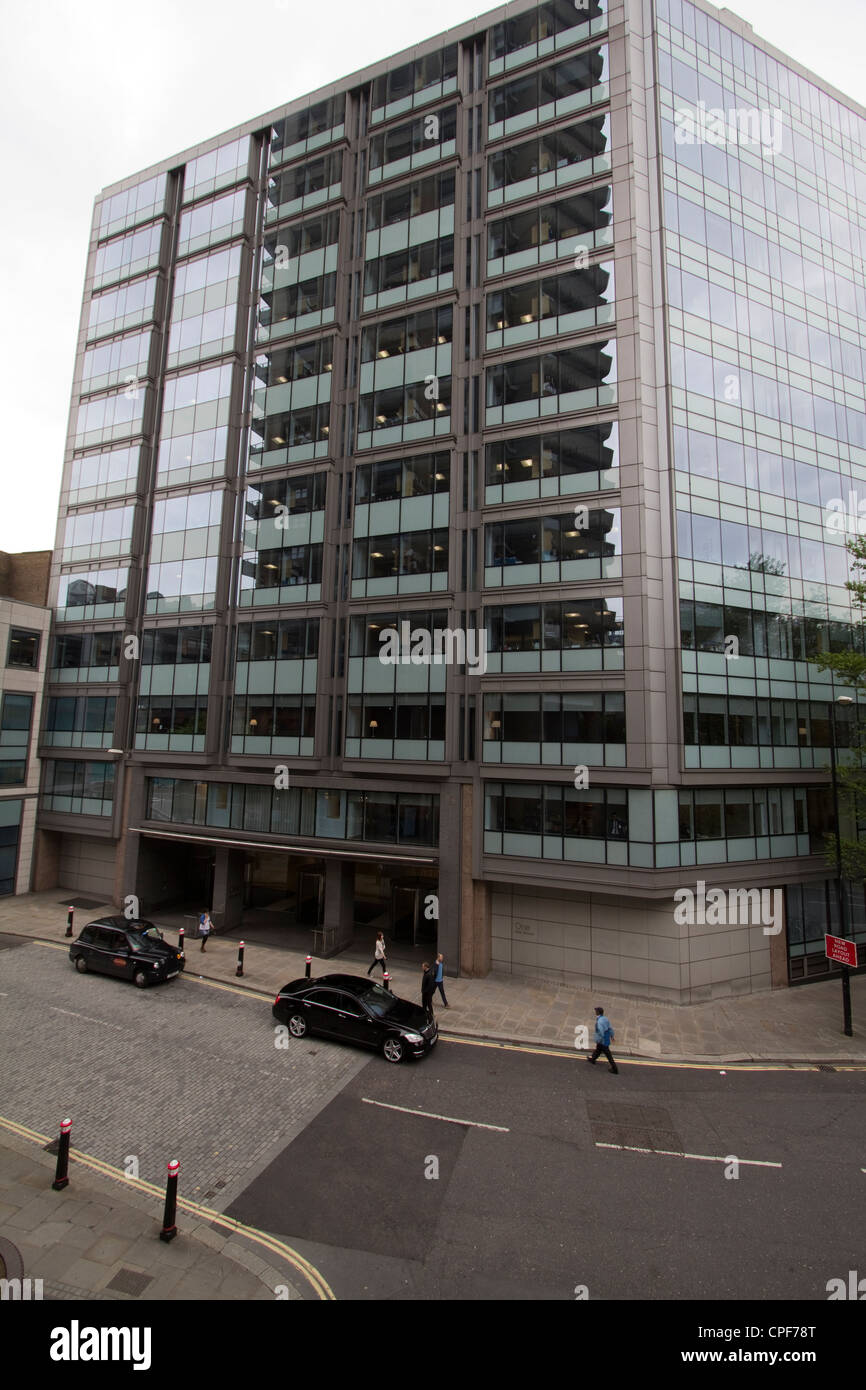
xmin=0 ymin=890 xmax=862 ymax=1062
xmin=0 ymin=1129 xmax=307 ymax=1301
xmin=0 ymin=941 xmax=370 ymax=1210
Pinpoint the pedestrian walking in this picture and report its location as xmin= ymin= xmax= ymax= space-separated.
xmin=587 ymin=1006 xmax=618 ymax=1073
xmin=199 ymin=910 xmax=212 ymax=952
xmin=421 ymin=962 xmax=436 ymax=1022
xmin=367 ymin=930 xmax=387 ymax=976
xmin=433 ymin=952 xmax=449 ymax=1007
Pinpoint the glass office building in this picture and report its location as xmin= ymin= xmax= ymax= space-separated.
xmin=36 ymin=0 xmax=866 ymax=997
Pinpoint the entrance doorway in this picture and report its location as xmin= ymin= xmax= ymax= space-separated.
xmin=391 ymin=881 xmax=437 ymax=947
xmin=242 ymin=851 xmax=324 ymax=924
xmin=298 ymin=871 xmax=324 ymax=927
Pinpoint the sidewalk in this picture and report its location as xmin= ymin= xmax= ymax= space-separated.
xmin=0 ymin=1127 xmax=306 ymax=1301
xmin=1 ymin=890 xmax=863 ymax=1063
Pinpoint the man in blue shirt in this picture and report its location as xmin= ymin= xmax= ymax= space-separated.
xmin=587 ymin=1005 xmax=618 ymax=1074
xmin=433 ymin=953 xmax=448 ymax=1007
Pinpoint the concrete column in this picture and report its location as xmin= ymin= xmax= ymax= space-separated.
xmin=457 ymin=783 xmax=491 ymax=977
xmin=437 ymin=783 xmax=461 ymax=974
xmin=769 ymin=888 xmax=789 ymax=988
xmin=323 ymin=858 xmax=354 ymax=955
xmin=113 ymin=767 xmax=136 ymax=910
xmin=213 ymin=846 xmax=245 ymax=931
xmin=31 ymin=828 xmax=61 ymax=891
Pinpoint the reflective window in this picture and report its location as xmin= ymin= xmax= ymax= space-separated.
xmin=51 ymin=631 xmax=122 ymax=674
xmin=98 ymin=177 xmax=166 ymax=238
xmin=7 ymin=629 xmax=41 ymax=670
xmin=41 ymin=759 xmax=116 ymax=815
xmin=69 ymin=445 xmax=141 ymax=504
xmin=371 ymin=45 xmax=457 ymax=113
xmin=489 ymin=46 xmax=608 ymax=127
xmin=147 ymin=491 xmax=223 ymax=614
xmin=158 ymin=363 xmax=234 ymax=486
xmin=177 ymin=189 xmax=247 ymax=256
xmin=368 ymin=107 xmax=457 ymax=179
xmin=61 ymin=505 xmax=135 ymax=562
xmin=366 ymin=172 xmax=455 ymax=230
xmin=87 ymin=276 xmax=157 ymax=341
xmin=56 ymin=569 xmax=129 ymax=621
xmin=94 ymin=222 xmax=163 ymax=288
xmin=183 ymin=137 xmax=251 ymax=203
xmin=168 ymin=245 xmax=242 ymax=367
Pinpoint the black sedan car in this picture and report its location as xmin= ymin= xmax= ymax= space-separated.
xmin=273 ymin=973 xmax=437 ymax=1063
xmin=69 ymin=917 xmax=185 ymax=988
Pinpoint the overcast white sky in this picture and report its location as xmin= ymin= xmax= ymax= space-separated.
xmin=1 ymin=0 xmax=864 ymax=555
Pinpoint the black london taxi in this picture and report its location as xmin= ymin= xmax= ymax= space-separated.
xmin=273 ymin=972 xmax=437 ymax=1063
xmin=69 ymin=917 xmax=184 ymax=988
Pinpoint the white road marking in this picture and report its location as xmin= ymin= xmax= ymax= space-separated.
xmin=49 ymin=1006 xmax=123 ymax=1031
xmin=596 ymin=1143 xmax=781 ymax=1167
xmin=362 ymin=1097 xmax=509 ymax=1132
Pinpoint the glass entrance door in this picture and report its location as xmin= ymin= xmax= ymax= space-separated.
xmin=298 ymin=871 xmax=324 ymax=926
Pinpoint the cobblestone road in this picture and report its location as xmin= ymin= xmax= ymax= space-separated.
xmin=0 ymin=940 xmax=369 ymax=1212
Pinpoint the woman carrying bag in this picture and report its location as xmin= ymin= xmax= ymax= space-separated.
xmin=367 ymin=931 xmax=387 ymax=977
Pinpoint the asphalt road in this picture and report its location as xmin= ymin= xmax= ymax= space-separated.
xmin=2 ymin=937 xmax=864 ymax=1302
xmin=227 ymin=1034 xmax=866 ymax=1301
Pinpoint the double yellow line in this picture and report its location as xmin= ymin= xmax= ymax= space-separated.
xmin=0 ymin=1114 xmax=334 ymax=1300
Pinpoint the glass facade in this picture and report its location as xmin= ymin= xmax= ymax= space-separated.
xmin=44 ymin=0 xmax=866 ymax=995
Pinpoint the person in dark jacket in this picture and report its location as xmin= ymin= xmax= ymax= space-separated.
xmin=421 ymin=962 xmax=436 ymax=1022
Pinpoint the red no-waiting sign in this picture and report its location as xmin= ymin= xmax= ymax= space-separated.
xmin=825 ymin=935 xmax=859 ymax=968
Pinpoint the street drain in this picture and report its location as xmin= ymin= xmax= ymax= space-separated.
xmin=107 ymin=1268 xmax=153 ymax=1297
xmin=586 ymin=1100 xmax=684 ymax=1153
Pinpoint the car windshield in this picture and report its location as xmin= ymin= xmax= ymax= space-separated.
xmin=358 ymin=983 xmax=398 ymax=1018
xmin=127 ymin=926 xmax=163 ymax=949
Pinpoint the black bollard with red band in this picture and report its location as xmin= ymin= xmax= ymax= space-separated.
xmin=383 ymin=970 xmax=392 ymax=993
xmin=178 ymin=926 xmax=185 ymax=955
xmin=65 ymin=907 xmax=74 ymax=939
xmin=159 ymin=1159 xmax=180 ymax=1242
xmin=52 ymin=1118 xmax=72 ymax=1191
xmin=236 ymin=940 xmax=245 ymax=977
xmin=305 ymin=954 xmax=312 ymax=979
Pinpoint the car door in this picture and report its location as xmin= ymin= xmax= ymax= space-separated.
xmin=330 ymin=990 xmax=376 ymax=1046
xmin=300 ymin=988 xmax=344 ymax=1038
xmin=102 ymin=927 xmax=131 ymax=978
xmin=87 ymin=927 xmax=119 ymax=976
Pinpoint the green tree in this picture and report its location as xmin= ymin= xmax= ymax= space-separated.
xmin=810 ymin=533 xmax=866 ymax=880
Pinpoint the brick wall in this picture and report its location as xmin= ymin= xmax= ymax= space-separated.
xmin=0 ymin=551 xmax=52 ymax=605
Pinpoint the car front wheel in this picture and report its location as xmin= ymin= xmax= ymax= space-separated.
xmin=74 ymin=955 xmax=87 ymax=973
xmin=288 ymin=1012 xmax=307 ymax=1038
xmin=133 ymin=969 xmax=150 ymax=989
xmin=383 ymin=1037 xmax=405 ymax=1064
